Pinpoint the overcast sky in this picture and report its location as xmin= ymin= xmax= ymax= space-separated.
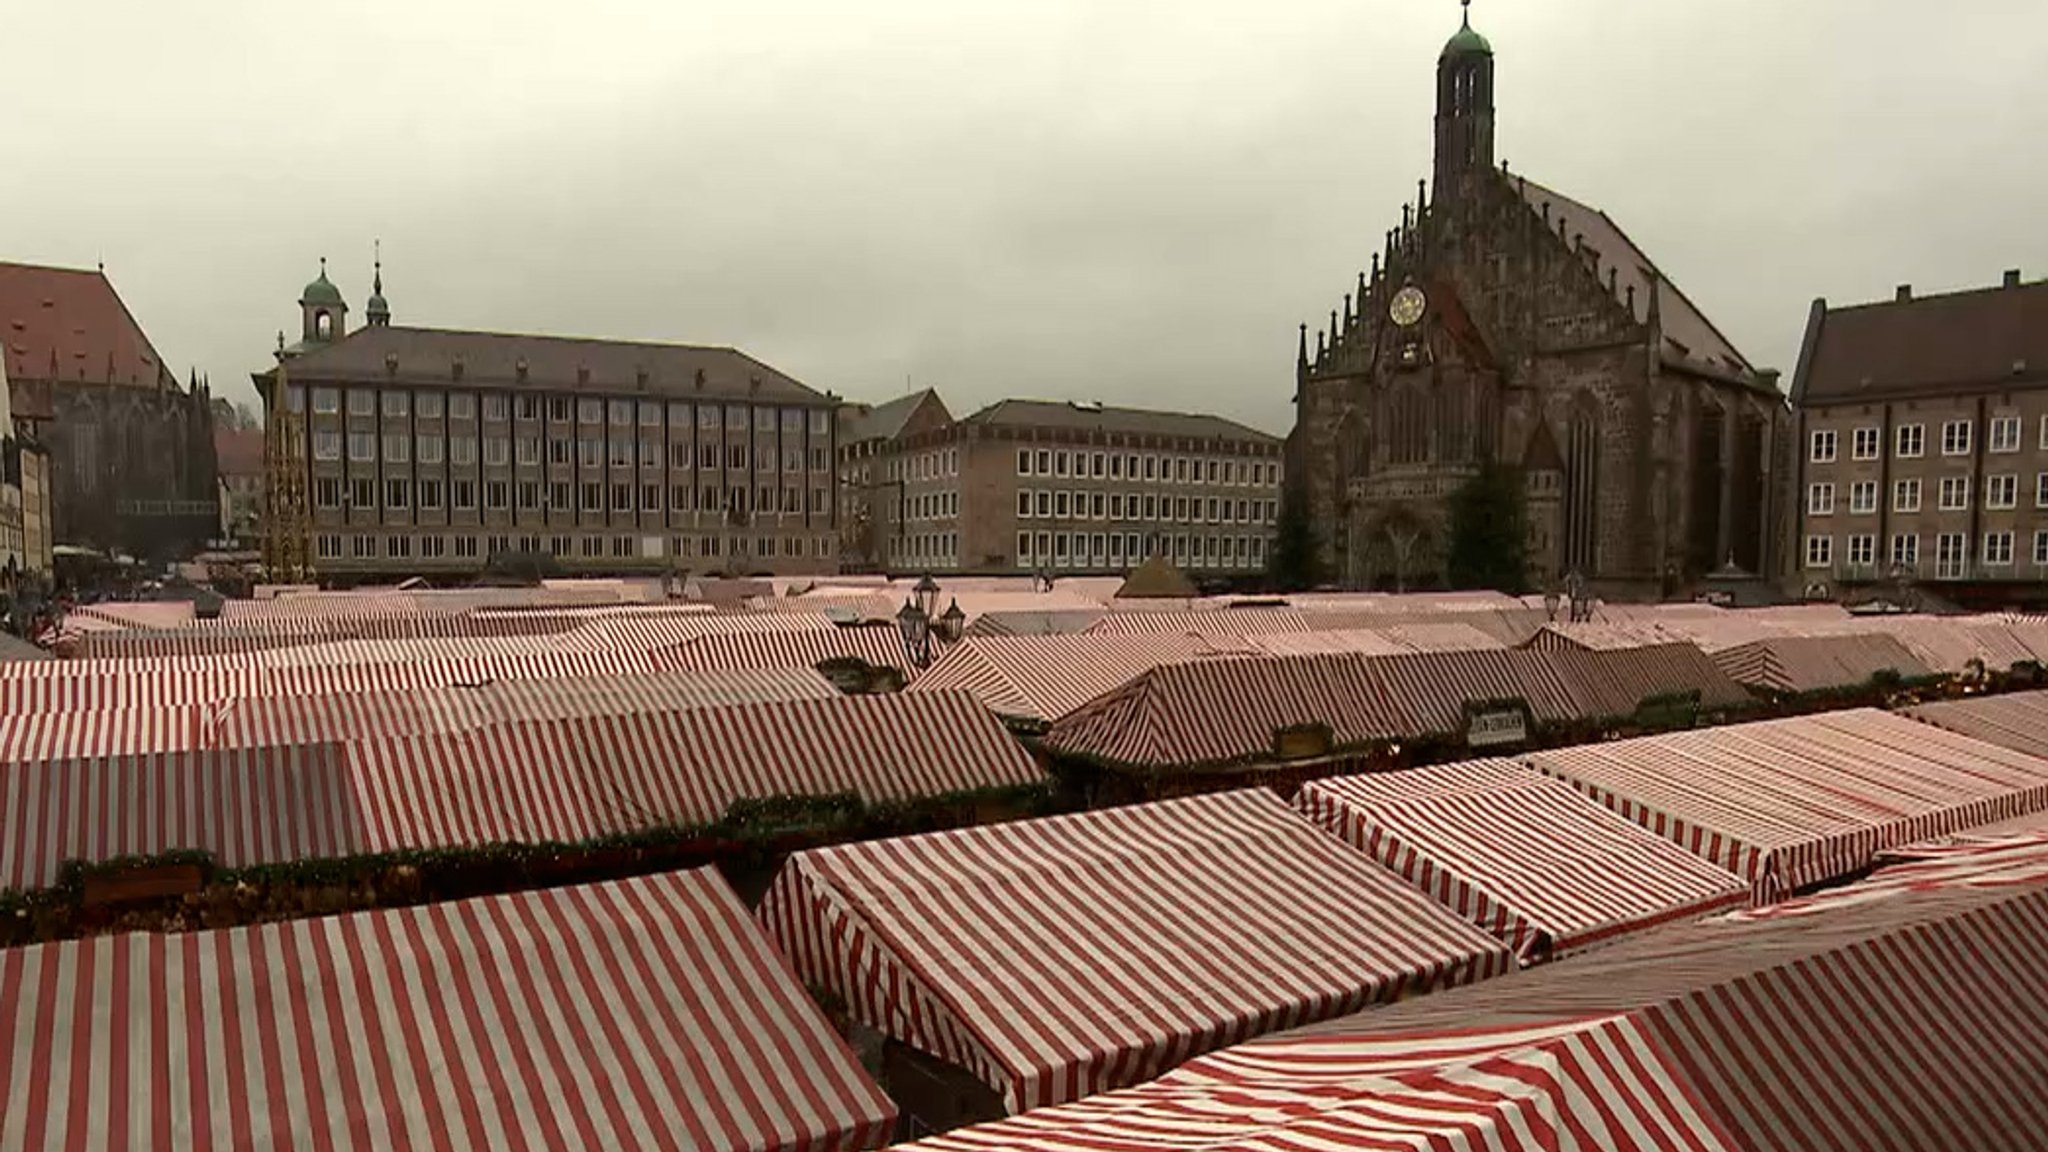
xmin=6 ymin=0 xmax=2043 ymax=434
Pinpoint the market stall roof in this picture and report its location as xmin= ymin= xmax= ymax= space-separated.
xmin=1298 ymin=759 xmax=1747 ymax=961
xmin=1905 ymin=688 xmax=2048 ymax=761
xmin=1711 ymin=632 xmax=1932 ymax=695
xmin=0 ymin=869 xmax=896 ymax=1151
xmin=901 ymin=849 xmax=2048 ymax=1152
xmin=1527 ymin=708 xmax=2048 ymax=902
xmin=759 ymin=788 xmax=1511 ymax=1114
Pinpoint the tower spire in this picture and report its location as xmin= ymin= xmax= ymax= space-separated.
xmin=366 ymin=238 xmax=392 ymax=327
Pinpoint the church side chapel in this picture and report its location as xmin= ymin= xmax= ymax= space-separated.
xmin=1288 ymin=3 xmax=1790 ymax=595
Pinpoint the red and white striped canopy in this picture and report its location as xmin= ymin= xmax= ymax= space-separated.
xmin=909 ymin=633 xmax=1260 ymax=722
xmin=661 ymin=625 xmax=924 ymax=680
xmin=1906 ymin=688 xmax=2048 ymax=761
xmin=0 ymin=869 xmax=896 ymax=1151
xmin=0 ymin=706 xmax=213 ymax=763
xmin=1710 ymin=632 xmax=1931 ymax=695
xmin=1528 ymin=708 xmax=2048 ymax=902
xmin=759 ymin=788 xmax=1512 ymax=1115
xmin=908 ymin=853 xmax=2048 ymax=1151
xmin=349 ymin=691 xmax=1044 ymax=853
xmin=1297 ymin=759 xmax=1747 ymax=961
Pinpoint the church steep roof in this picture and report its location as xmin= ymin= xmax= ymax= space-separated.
xmin=842 ymin=388 xmax=946 ymax=445
xmin=1512 ymin=178 xmax=1757 ymax=383
xmin=0 ymin=262 xmax=176 ymax=390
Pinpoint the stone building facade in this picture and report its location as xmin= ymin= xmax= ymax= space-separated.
xmin=840 ymin=393 xmax=1282 ymax=577
xmin=0 ymin=263 xmax=219 ymax=562
xmin=257 ymin=262 xmax=842 ymax=581
xmin=1287 ymin=11 xmax=1790 ymax=596
xmin=1790 ymin=272 xmax=2048 ymax=608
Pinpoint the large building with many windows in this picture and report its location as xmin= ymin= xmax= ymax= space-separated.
xmin=840 ymin=394 xmax=1282 ymax=577
xmin=258 ymin=263 xmax=841 ymax=580
xmin=1789 ymin=270 xmax=2048 ymax=607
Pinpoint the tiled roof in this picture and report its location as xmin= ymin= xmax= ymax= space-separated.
xmin=959 ymin=398 xmax=1280 ymax=444
xmin=0 ymin=262 xmax=175 ymax=389
xmin=262 ymin=324 xmax=829 ymax=405
xmin=841 ymin=387 xmax=944 ymax=444
xmin=1793 ymin=277 xmax=2048 ymax=405
xmin=214 ymin=427 xmax=265 ymax=478
xmin=1511 ymin=178 xmax=1758 ymax=382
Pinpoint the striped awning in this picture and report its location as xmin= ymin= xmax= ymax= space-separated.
xmin=1711 ymin=632 xmax=1931 ymax=695
xmin=1905 ymin=689 xmax=2048 ymax=760
xmin=1298 ymin=760 xmax=1747 ymax=961
xmin=1528 ymin=708 xmax=2048 ymax=902
xmin=909 ymin=633 xmax=1260 ymax=722
xmin=758 ymin=788 xmax=1512 ymax=1115
xmin=904 ymin=855 xmax=2048 ymax=1151
xmin=348 ymin=691 xmax=1044 ymax=854
xmin=661 ymin=625 xmax=924 ymax=680
xmin=0 ymin=869 xmax=896 ymax=1151
xmin=0 ymin=706 xmax=214 ymax=762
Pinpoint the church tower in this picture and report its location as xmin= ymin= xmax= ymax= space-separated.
xmin=299 ymin=258 xmax=347 ymax=344
xmin=365 ymin=248 xmax=391 ymax=328
xmin=1432 ymin=1 xmax=1495 ymax=208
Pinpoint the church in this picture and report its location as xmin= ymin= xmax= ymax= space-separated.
xmin=1287 ymin=5 xmax=1790 ymax=596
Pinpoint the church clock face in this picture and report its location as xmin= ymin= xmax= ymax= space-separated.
xmin=1389 ymin=285 xmax=1427 ymax=327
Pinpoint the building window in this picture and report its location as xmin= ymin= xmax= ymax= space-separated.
xmin=1110 ymin=494 xmax=1125 ymax=519
xmin=452 ymin=437 xmax=478 ymax=466
xmin=1936 ymin=532 xmax=1968 ymax=579
xmin=414 ymin=393 xmax=442 ymax=419
xmin=383 ymin=391 xmax=409 ymax=418
xmin=453 ymin=536 xmax=479 ymax=559
xmin=2038 ymin=473 xmax=2048 ymax=508
xmin=1017 ymin=531 xmax=1032 ymax=561
xmin=383 ymin=434 xmax=409 ymax=463
xmin=1985 ymin=531 xmax=2015 ymax=567
xmin=2036 ymin=530 xmax=2048 ymax=568
xmin=483 ymin=395 xmax=507 ymax=421
xmin=1896 ymin=423 xmax=1924 ymax=458
xmin=578 ymin=439 xmax=602 ymax=468
xmin=485 ymin=481 xmax=509 ymax=509
xmin=348 ymin=432 xmax=375 ymax=462
xmin=1847 ymin=534 xmax=1875 ymax=568
xmin=1035 ymin=491 xmax=1051 ymax=518
xmin=1092 ymin=452 xmax=1106 ymax=478
xmin=1939 ymin=476 xmax=1970 ymax=511
xmin=485 ymin=438 xmax=510 ymax=467
xmin=1054 ymin=450 xmax=1069 ymax=478
xmin=313 ymin=432 xmax=342 ymax=460
xmin=519 ymin=481 xmax=542 ymax=511
xmin=310 ymin=388 xmax=339 ymax=414
xmin=1987 ymin=474 xmax=2019 ymax=509
xmin=453 ymin=480 xmax=475 ymax=509
xmin=1017 ymin=449 xmax=1031 ymax=476
xmin=443 ymin=394 xmax=472 ymax=420
xmin=1894 ymin=478 xmax=1921 ymax=513
xmin=385 ymin=535 xmax=412 ymax=559
xmin=421 ymin=536 xmax=447 ymax=559
xmin=1850 ymin=427 xmax=1879 ymax=460
xmin=1808 ymin=429 xmax=1837 ymax=463
xmin=351 ymin=534 xmax=375 ymax=559
xmin=1941 ymin=419 xmax=1972 ymax=456
xmin=644 ymin=484 xmax=663 ymax=512
xmin=581 ymin=482 xmax=603 ymax=511
xmin=579 ymin=535 xmax=603 ymax=558
xmin=419 ymin=480 xmax=443 ymax=509
xmin=516 ymin=437 xmax=541 ymax=466
xmin=1990 ymin=416 xmax=2022 ymax=454
xmin=1054 ymin=492 xmax=1069 ymax=518
xmin=417 ymin=436 xmax=443 ymax=464
xmin=1806 ymin=483 xmax=1835 ymax=516
xmin=612 ymin=483 xmax=633 ymax=512
xmin=385 ymin=479 xmax=409 ymax=509
xmin=1849 ymin=482 xmax=1878 ymax=515
xmin=606 ymin=400 xmax=631 ymax=426
xmin=668 ymin=442 xmax=692 ymax=470
xmin=346 ymin=390 xmax=374 ymax=416
xmin=1804 ymin=535 xmax=1832 ymax=569
xmin=1891 ymin=533 xmax=1918 ymax=569
xmin=1091 ymin=493 xmax=1106 ymax=519
xmin=315 ymin=534 xmax=342 ymax=559
xmin=351 ymin=478 xmax=376 ymax=510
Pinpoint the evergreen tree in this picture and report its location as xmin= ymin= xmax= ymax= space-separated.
xmin=1446 ymin=459 xmax=1531 ymax=594
xmin=1269 ymin=484 xmax=1323 ymax=591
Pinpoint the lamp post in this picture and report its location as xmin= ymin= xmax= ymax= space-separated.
xmin=1543 ymin=585 xmax=1561 ymax=624
xmin=1565 ymin=570 xmax=1591 ymax=624
xmin=913 ymin=573 xmax=941 ymax=620
xmin=896 ymin=597 xmax=931 ymax=668
xmin=936 ymin=597 xmax=966 ymax=643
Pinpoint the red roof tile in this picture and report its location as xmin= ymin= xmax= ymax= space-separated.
xmin=0 ymin=262 xmax=174 ymax=389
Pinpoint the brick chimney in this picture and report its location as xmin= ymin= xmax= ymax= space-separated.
xmin=2004 ymin=269 xmax=2022 ymax=288
xmin=1895 ymin=284 xmax=1912 ymax=302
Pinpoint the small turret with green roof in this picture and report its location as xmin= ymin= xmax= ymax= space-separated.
xmin=1441 ymin=0 xmax=1492 ymax=61
xmin=299 ymin=258 xmax=344 ymax=308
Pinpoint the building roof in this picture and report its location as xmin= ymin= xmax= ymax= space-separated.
xmin=0 ymin=262 xmax=176 ymax=389
xmin=263 ymin=324 xmax=830 ymax=405
xmin=1114 ymin=555 xmax=1199 ymax=599
xmin=1511 ymin=178 xmax=1759 ymax=383
xmin=213 ymin=426 xmax=265 ymax=479
xmin=959 ymin=398 xmax=1280 ymax=444
xmin=1792 ymin=276 xmax=2048 ymax=405
xmin=840 ymin=387 xmax=944 ymax=444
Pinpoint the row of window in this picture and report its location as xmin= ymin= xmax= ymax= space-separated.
xmin=1809 ymin=415 xmax=2048 ymax=464
xmin=313 ymin=532 xmax=836 ymax=562
xmin=312 ymin=476 xmax=830 ymax=516
xmin=904 ymin=491 xmax=961 ymax=521
xmin=889 ymin=533 xmax=959 ymax=568
xmin=311 ymin=431 xmax=831 ymax=473
xmin=1805 ymin=530 xmax=2048 ymax=573
xmin=1014 ymin=488 xmax=1278 ymax=526
xmin=1810 ymin=473 xmax=2048 ymax=515
xmin=1016 ymin=447 xmax=1277 ymax=487
xmin=1016 ymin=531 xmax=1267 ymax=570
xmin=291 ymin=387 xmax=833 ymax=434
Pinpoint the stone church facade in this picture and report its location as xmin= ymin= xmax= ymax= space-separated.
xmin=1287 ymin=10 xmax=1791 ymax=596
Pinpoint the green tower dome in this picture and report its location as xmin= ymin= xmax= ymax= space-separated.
xmin=1441 ymin=6 xmax=1492 ymax=61
xmin=300 ymin=259 xmax=344 ymax=308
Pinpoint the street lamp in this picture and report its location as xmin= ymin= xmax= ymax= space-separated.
xmin=936 ymin=597 xmax=966 ymax=643
xmin=1543 ymin=585 xmax=1561 ymax=623
xmin=913 ymin=573 xmax=941 ymax=619
xmin=1565 ymin=570 xmax=1591 ymax=623
xmin=896 ymin=597 xmax=931 ymax=668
